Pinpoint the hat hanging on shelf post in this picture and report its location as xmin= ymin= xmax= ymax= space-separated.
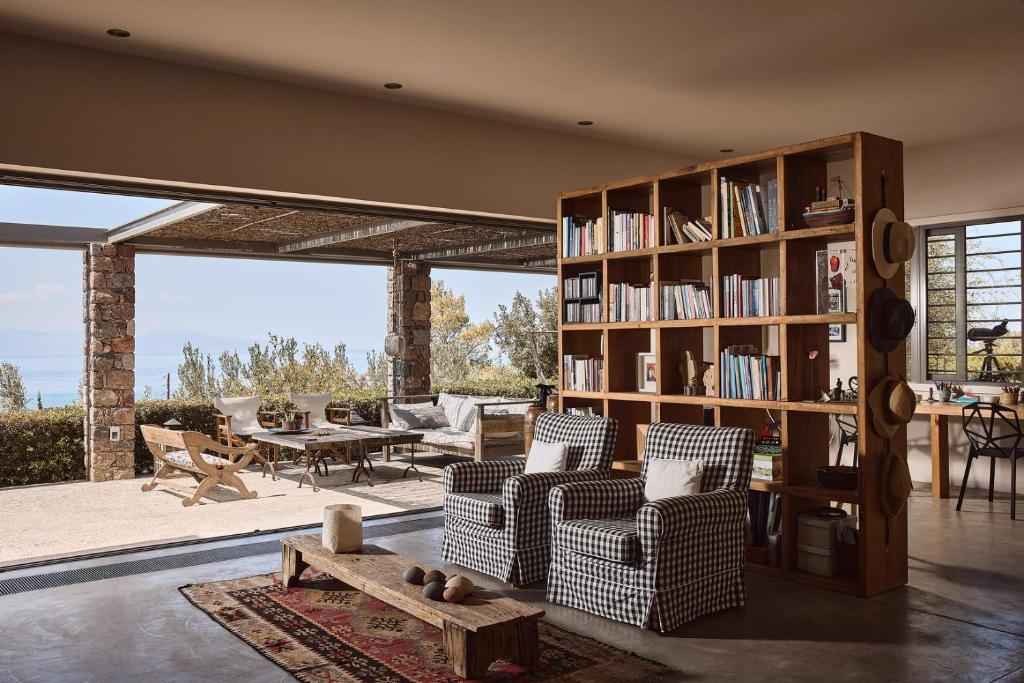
xmin=867 ymin=287 xmax=916 ymax=354
xmin=871 ymin=208 xmax=916 ymax=280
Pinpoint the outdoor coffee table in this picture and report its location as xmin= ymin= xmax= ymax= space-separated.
xmin=252 ymin=426 xmax=424 ymax=490
xmin=281 ymin=534 xmax=544 ymax=679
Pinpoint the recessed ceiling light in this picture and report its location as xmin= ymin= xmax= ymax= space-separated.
xmin=719 ymin=148 xmax=734 ymax=153
xmin=106 ymin=28 xmax=131 ymax=38
xmin=577 ymin=120 xmax=594 ymax=126
xmin=384 ymin=82 xmax=403 ymax=90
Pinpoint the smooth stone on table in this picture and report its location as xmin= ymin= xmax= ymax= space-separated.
xmin=322 ymin=504 xmax=363 ymax=553
xmin=423 ymin=581 xmax=446 ymax=601
xmin=443 ymin=575 xmax=474 ymax=603
xmin=403 ymin=566 xmax=426 ymax=585
xmin=423 ymin=569 xmax=446 ymax=585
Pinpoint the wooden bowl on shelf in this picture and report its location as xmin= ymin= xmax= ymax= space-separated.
xmin=816 ymin=465 xmax=859 ymax=491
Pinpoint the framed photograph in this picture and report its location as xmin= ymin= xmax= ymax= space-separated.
xmin=827 ymin=287 xmax=845 ymax=314
xmin=828 ymin=324 xmax=847 ymax=342
xmin=637 ymin=352 xmax=657 ymax=392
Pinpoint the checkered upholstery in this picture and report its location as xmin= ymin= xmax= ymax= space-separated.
xmin=442 ymin=412 xmax=618 ymax=586
xmin=547 ymin=423 xmax=754 ymax=632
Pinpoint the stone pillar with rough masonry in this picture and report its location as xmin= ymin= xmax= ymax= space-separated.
xmin=83 ymin=243 xmax=136 ymax=481
xmin=387 ymin=259 xmax=431 ymax=397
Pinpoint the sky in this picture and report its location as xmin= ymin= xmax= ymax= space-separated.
xmin=0 ymin=185 xmax=553 ymax=403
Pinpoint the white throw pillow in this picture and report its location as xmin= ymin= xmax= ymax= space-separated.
xmin=524 ymin=440 xmax=567 ymax=474
xmin=214 ymin=396 xmax=263 ymax=434
xmin=291 ymin=392 xmax=332 ymax=429
xmin=436 ymin=393 xmax=463 ymax=426
xmin=643 ymin=458 xmax=704 ymax=502
xmin=388 ymin=401 xmax=436 ymax=430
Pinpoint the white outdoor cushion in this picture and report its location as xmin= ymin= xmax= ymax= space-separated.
xmin=214 ymin=396 xmax=263 ymax=435
xmin=644 ymin=458 xmax=704 ymax=502
xmin=411 ymin=427 xmax=475 ymax=449
xmin=291 ymin=392 xmax=333 ymax=429
xmin=524 ymin=440 xmax=567 ymax=474
xmin=436 ymin=393 xmax=464 ymax=426
xmin=457 ymin=396 xmax=503 ymax=434
xmin=388 ymin=401 xmax=435 ymax=430
xmin=163 ymin=450 xmax=231 ymax=471
xmin=408 ymin=404 xmax=450 ymax=428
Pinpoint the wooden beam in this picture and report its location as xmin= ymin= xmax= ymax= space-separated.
xmin=0 ymin=222 xmax=107 ymax=248
xmin=278 ymin=218 xmax=436 ymax=253
xmin=106 ymin=201 xmax=219 ymax=243
xmin=412 ymin=233 xmax=555 ymax=261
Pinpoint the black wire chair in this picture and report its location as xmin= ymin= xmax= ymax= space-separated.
xmin=958 ymin=402 xmax=1023 ymax=520
xmin=834 ymin=414 xmax=859 ymax=467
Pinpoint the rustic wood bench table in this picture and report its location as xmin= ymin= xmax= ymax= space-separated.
xmin=280 ymin=534 xmax=544 ymax=679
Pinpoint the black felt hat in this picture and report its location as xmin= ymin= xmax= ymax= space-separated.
xmin=867 ymin=287 xmax=915 ymax=353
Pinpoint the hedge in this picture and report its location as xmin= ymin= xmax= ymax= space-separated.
xmin=0 ymin=382 xmax=540 ymax=487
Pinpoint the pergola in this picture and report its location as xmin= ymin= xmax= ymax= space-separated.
xmin=0 ymin=192 xmax=556 ymax=481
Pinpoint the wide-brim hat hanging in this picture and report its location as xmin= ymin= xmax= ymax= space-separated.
xmin=880 ymin=449 xmax=913 ymax=519
xmin=872 ymin=208 xmax=916 ymax=280
xmin=868 ymin=372 xmax=917 ymax=438
xmin=867 ymin=287 xmax=916 ymax=353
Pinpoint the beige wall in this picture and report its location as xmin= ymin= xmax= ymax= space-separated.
xmin=829 ymin=126 xmax=1024 ymax=492
xmin=0 ymin=33 xmax=687 ymax=218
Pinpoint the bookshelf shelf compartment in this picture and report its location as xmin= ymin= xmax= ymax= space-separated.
xmin=781 ymin=485 xmax=859 ymax=505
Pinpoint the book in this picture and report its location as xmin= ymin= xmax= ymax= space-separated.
xmin=720 ymin=177 xmax=778 ymax=238
xmin=660 ymin=280 xmax=713 ymax=320
xmin=719 ymin=346 xmax=780 ymax=400
xmin=608 ymin=209 xmax=655 ymax=252
xmin=561 ymin=215 xmax=604 ymax=257
xmin=562 ymin=355 xmax=604 ymax=392
xmin=609 ymin=282 xmax=653 ymax=322
xmin=721 ymin=274 xmax=780 ymax=317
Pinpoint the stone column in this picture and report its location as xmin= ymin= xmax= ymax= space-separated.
xmin=83 ymin=243 xmax=136 ymax=481
xmin=386 ymin=259 xmax=431 ymax=397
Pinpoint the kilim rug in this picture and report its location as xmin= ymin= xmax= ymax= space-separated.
xmin=180 ymin=570 xmax=675 ymax=682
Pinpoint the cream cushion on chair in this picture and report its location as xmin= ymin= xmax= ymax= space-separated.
xmin=388 ymin=401 xmax=438 ymax=430
xmin=291 ymin=392 xmax=333 ymax=429
xmin=214 ymin=396 xmax=263 ymax=435
xmin=643 ymin=458 xmax=704 ymax=502
xmin=524 ymin=440 xmax=567 ymax=474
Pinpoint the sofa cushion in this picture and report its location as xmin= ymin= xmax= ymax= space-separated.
xmin=436 ymin=392 xmax=465 ymax=427
xmin=555 ymin=517 xmax=639 ymax=563
xmin=446 ymin=492 xmax=505 ymax=528
xmin=388 ymin=401 xmax=437 ymax=430
xmin=411 ymin=427 xmax=475 ymax=450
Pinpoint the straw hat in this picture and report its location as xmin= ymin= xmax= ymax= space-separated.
xmin=867 ymin=287 xmax=916 ymax=353
xmin=881 ymin=450 xmax=913 ymax=519
xmin=872 ymin=208 xmax=916 ymax=280
xmin=868 ymin=372 xmax=917 ymax=439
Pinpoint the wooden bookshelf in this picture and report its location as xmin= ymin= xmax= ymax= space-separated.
xmin=556 ymin=132 xmax=908 ymax=598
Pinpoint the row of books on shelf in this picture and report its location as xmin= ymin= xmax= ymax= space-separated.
xmin=608 ymin=209 xmax=655 ymax=252
xmin=565 ymin=405 xmax=600 ymax=417
xmin=561 ymin=216 xmax=604 ymax=257
xmin=663 ymin=209 xmax=713 ymax=244
xmin=719 ymin=345 xmax=780 ymax=400
xmin=563 ymin=274 xmax=600 ymax=300
xmin=720 ymin=177 xmax=778 ymax=238
xmin=609 ymin=282 xmax=652 ymax=322
xmin=660 ymin=280 xmax=713 ymax=320
xmin=721 ymin=274 xmax=780 ymax=317
xmin=562 ymin=355 xmax=603 ymax=392
xmin=564 ymin=302 xmax=602 ymax=324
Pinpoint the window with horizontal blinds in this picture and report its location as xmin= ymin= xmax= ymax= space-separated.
xmin=920 ymin=219 xmax=1023 ymax=383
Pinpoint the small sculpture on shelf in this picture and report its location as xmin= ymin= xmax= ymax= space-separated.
xmin=678 ymin=350 xmax=705 ymax=396
xmin=702 ymin=362 xmax=715 ymax=397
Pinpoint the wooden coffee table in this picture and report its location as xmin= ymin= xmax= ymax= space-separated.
xmin=281 ymin=534 xmax=544 ymax=679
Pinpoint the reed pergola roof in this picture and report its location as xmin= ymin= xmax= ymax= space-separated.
xmin=106 ymin=200 xmax=557 ymax=272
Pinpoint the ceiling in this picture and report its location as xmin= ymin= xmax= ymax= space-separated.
xmin=0 ymin=0 xmax=1022 ymax=158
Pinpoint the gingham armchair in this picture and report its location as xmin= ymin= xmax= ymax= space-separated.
xmin=547 ymin=423 xmax=754 ymax=632
xmin=442 ymin=412 xmax=618 ymax=586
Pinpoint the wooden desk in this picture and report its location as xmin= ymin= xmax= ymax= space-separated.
xmin=914 ymin=401 xmax=1024 ymax=499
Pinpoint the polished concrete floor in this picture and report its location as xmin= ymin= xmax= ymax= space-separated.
xmin=0 ymin=490 xmax=1022 ymax=682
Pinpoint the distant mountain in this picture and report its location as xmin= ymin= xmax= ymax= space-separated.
xmin=0 ymin=328 xmax=250 ymax=357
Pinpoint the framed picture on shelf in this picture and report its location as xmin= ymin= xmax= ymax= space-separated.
xmin=637 ymin=352 xmax=657 ymax=392
xmin=828 ymin=324 xmax=846 ymax=342
xmin=827 ymin=288 xmax=845 ymax=314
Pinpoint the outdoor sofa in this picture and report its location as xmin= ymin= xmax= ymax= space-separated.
xmin=379 ymin=392 xmax=536 ymax=461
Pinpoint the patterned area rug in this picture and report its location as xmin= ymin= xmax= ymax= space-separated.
xmin=180 ymin=570 xmax=674 ymax=682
